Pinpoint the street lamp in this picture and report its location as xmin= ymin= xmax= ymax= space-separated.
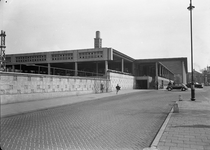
xmin=187 ymin=0 xmax=195 ymax=101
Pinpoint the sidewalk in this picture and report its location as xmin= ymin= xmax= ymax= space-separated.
xmin=0 ymin=89 xmax=143 ymax=118
xmin=152 ymin=94 xmax=210 ymax=150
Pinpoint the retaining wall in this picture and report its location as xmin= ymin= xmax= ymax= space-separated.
xmin=0 ymin=72 xmax=109 ymax=104
xmin=0 ymin=72 xmax=135 ymax=104
xmin=157 ymin=76 xmax=170 ymax=89
xmin=108 ymin=72 xmax=135 ymax=91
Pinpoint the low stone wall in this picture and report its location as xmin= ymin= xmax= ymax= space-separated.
xmin=0 ymin=72 xmax=109 ymax=104
xmin=157 ymin=76 xmax=170 ymax=89
xmin=0 ymin=71 xmax=135 ymax=104
xmin=108 ymin=71 xmax=135 ymax=91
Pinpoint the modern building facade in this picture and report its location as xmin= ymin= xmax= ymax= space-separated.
xmin=135 ymin=59 xmax=174 ymax=89
xmin=5 ymin=31 xmax=188 ymax=89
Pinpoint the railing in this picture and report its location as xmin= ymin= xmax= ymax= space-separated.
xmin=107 ymin=69 xmax=133 ymax=76
xmin=5 ymin=64 xmax=106 ymax=78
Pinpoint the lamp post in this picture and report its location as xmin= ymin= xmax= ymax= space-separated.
xmin=187 ymin=0 xmax=195 ymax=101
xmin=0 ymin=30 xmax=6 ymax=72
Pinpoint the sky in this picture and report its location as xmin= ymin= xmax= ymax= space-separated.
xmin=0 ymin=0 xmax=210 ymax=72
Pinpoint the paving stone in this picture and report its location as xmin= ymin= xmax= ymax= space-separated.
xmin=157 ymin=145 xmax=170 ymax=150
xmin=164 ymin=142 xmax=177 ymax=147
xmin=190 ymin=144 xmax=205 ymax=150
xmin=0 ymin=92 xmax=175 ymax=150
xmin=169 ymin=147 xmax=184 ymax=150
xmin=183 ymin=148 xmax=197 ymax=150
xmin=171 ymin=139 xmax=184 ymax=144
xmin=177 ymin=143 xmax=190 ymax=148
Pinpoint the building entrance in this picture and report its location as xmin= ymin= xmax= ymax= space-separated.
xmin=136 ymin=80 xmax=147 ymax=89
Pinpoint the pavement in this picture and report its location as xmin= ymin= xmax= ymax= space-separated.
xmin=145 ymin=89 xmax=210 ymax=150
xmin=1 ymin=88 xmax=210 ymax=150
xmin=0 ymin=89 xmax=143 ymax=118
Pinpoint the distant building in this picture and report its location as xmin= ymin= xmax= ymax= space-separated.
xmin=203 ymin=66 xmax=210 ymax=86
xmin=135 ymin=57 xmax=188 ymax=87
xmin=188 ymin=70 xmax=203 ymax=84
xmin=5 ymin=31 xmax=188 ymax=89
xmin=207 ymin=66 xmax=210 ymax=72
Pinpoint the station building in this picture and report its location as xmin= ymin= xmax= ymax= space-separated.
xmin=5 ymin=31 xmax=187 ymax=89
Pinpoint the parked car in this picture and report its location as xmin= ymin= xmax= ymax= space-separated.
xmin=186 ymin=82 xmax=203 ymax=88
xmin=166 ymin=83 xmax=188 ymax=91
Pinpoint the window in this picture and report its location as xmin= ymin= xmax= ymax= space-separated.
xmin=16 ymin=55 xmax=46 ymax=62
xmin=6 ymin=57 xmax=11 ymax=63
xmin=51 ymin=53 xmax=73 ymax=61
xmin=78 ymin=51 xmax=103 ymax=59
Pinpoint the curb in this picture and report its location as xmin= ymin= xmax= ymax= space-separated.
xmin=143 ymin=104 xmax=174 ymax=150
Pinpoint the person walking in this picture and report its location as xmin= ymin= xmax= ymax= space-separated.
xmin=116 ymin=84 xmax=121 ymax=94
xmin=100 ymin=83 xmax=104 ymax=93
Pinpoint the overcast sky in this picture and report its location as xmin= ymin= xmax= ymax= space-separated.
xmin=1 ymin=0 xmax=210 ymax=72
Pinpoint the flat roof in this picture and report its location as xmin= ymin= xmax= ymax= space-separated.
xmin=135 ymin=57 xmax=188 ymax=73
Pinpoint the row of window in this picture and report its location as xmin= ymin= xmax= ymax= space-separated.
xmin=9 ymin=51 xmax=104 ymax=63
xmin=16 ymin=55 xmax=46 ymax=62
xmin=51 ymin=53 xmax=73 ymax=61
xmin=6 ymin=57 xmax=11 ymax=63
xmin=78 ymin=51 xmax=103 ymax=59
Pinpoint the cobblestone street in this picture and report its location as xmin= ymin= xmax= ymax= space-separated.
xmin=1 ymin=91 xmax=175 ymax=150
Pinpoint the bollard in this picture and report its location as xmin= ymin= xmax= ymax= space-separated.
xmin=173 ymin=103 xmax=179 ymax=113
xmin=179 ymin=95 xmax=183 ymax=101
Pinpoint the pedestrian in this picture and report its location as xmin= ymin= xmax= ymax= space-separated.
xmin=156 ymin=81 xmax=159 ymax=90
xmin=100 ymin=83 xmax=104 ymax=93
xmin=116 ymin=84 xmax=121 ymax=94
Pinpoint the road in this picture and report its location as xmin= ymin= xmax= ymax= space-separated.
xmin=1 ymin=89 xmax=207 ymax=150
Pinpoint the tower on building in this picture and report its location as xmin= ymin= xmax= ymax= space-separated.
xmin=94 ymin=31 xmax=102 ymax=48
